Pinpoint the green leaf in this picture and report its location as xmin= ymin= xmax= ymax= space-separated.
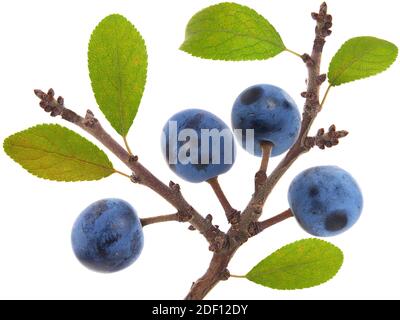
xmin=246 ymin=239 xmax=343 ymax=290
xmin=328 ymin=36 xmax=398 ymax=86
xmin=3 ymin=124 xmax=114 ymax=182
xmin=180 ymin=2 xmax=285 ymax=61
xmin=88 ymin=14 xmax=148 ymax=136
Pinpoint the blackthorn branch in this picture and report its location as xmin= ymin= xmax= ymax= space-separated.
xmin=34 ymin=2 xmax=348 ymax=300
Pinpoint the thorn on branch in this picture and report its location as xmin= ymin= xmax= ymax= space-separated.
xmin=305 ymin=124 xmax=349 ymax=149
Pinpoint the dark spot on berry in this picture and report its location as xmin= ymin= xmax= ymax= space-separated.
xmin=282 ymin=100 xmax=292 ymax=109
xmin=240 ymin=86 xmax=263 ymax=105
xmin=102 ymin=232 xmax=122 ymax=247
xmin=97 ymin=232 xmax=122 ymax=257
xmin=325 ymin=211 xmax=348 ymax=232
xmin=309 ymin=186 xmax=319 ymax=197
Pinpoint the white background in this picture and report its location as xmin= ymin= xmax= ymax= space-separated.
xmin=0 ymin=0 xmax=399 ymax=300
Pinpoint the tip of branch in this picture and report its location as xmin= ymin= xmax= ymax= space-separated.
xmin=306 ymin=125 xmax=349 ymax=150
xmin=320 ymin=2 xmax=328 ymax=13
xmin=47 ymin=88 xmax=54 ymax=98
xmin=339 ymin=130 xmax=349 ymax=138
xmin=34 ymin=89 xmax=45 ymax=99
xmin=311 ymin=2 xmax=332 ymax=38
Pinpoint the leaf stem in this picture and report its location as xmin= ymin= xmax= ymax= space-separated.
xmin=123 ymin=136 xmax=133 ymax=155
xmin=114 ymin=169 xmax=132 ymax=178
xmin=320 ymin=84 xmax=332 ymax=109
xmin=286 ymin=48 xmax=304 ymax=59
xmin=229 ymin=274 xmax=246 ymax=279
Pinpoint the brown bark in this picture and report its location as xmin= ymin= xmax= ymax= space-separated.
xmin=185 ymin=250 xmax=236 ymax=300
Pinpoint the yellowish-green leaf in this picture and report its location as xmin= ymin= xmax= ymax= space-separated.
xmin=328 ymin=36 xmax=398 ymax=86
xmin=88 ymin=14 xmax=148 ymax=136
xmin=3 ymin=124 xmax=114 ymax=181
xmin=180 ymin=2 xmax=285 ymax=61
xmin=246 ymin=239 xmax=343 ymax=290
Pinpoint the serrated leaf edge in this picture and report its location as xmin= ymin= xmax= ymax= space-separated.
xmin=246 ymin=238 xmax=344 ymax=290
xmin=180 ymin=2 xmax=286 ymax=62
xmin=328 ymin=36 xmax=399 ymax=87
xmin=88 ymin=13 xmax=148 ymax=136
xmin=3 ymin=123 xmax=115 ymax=182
